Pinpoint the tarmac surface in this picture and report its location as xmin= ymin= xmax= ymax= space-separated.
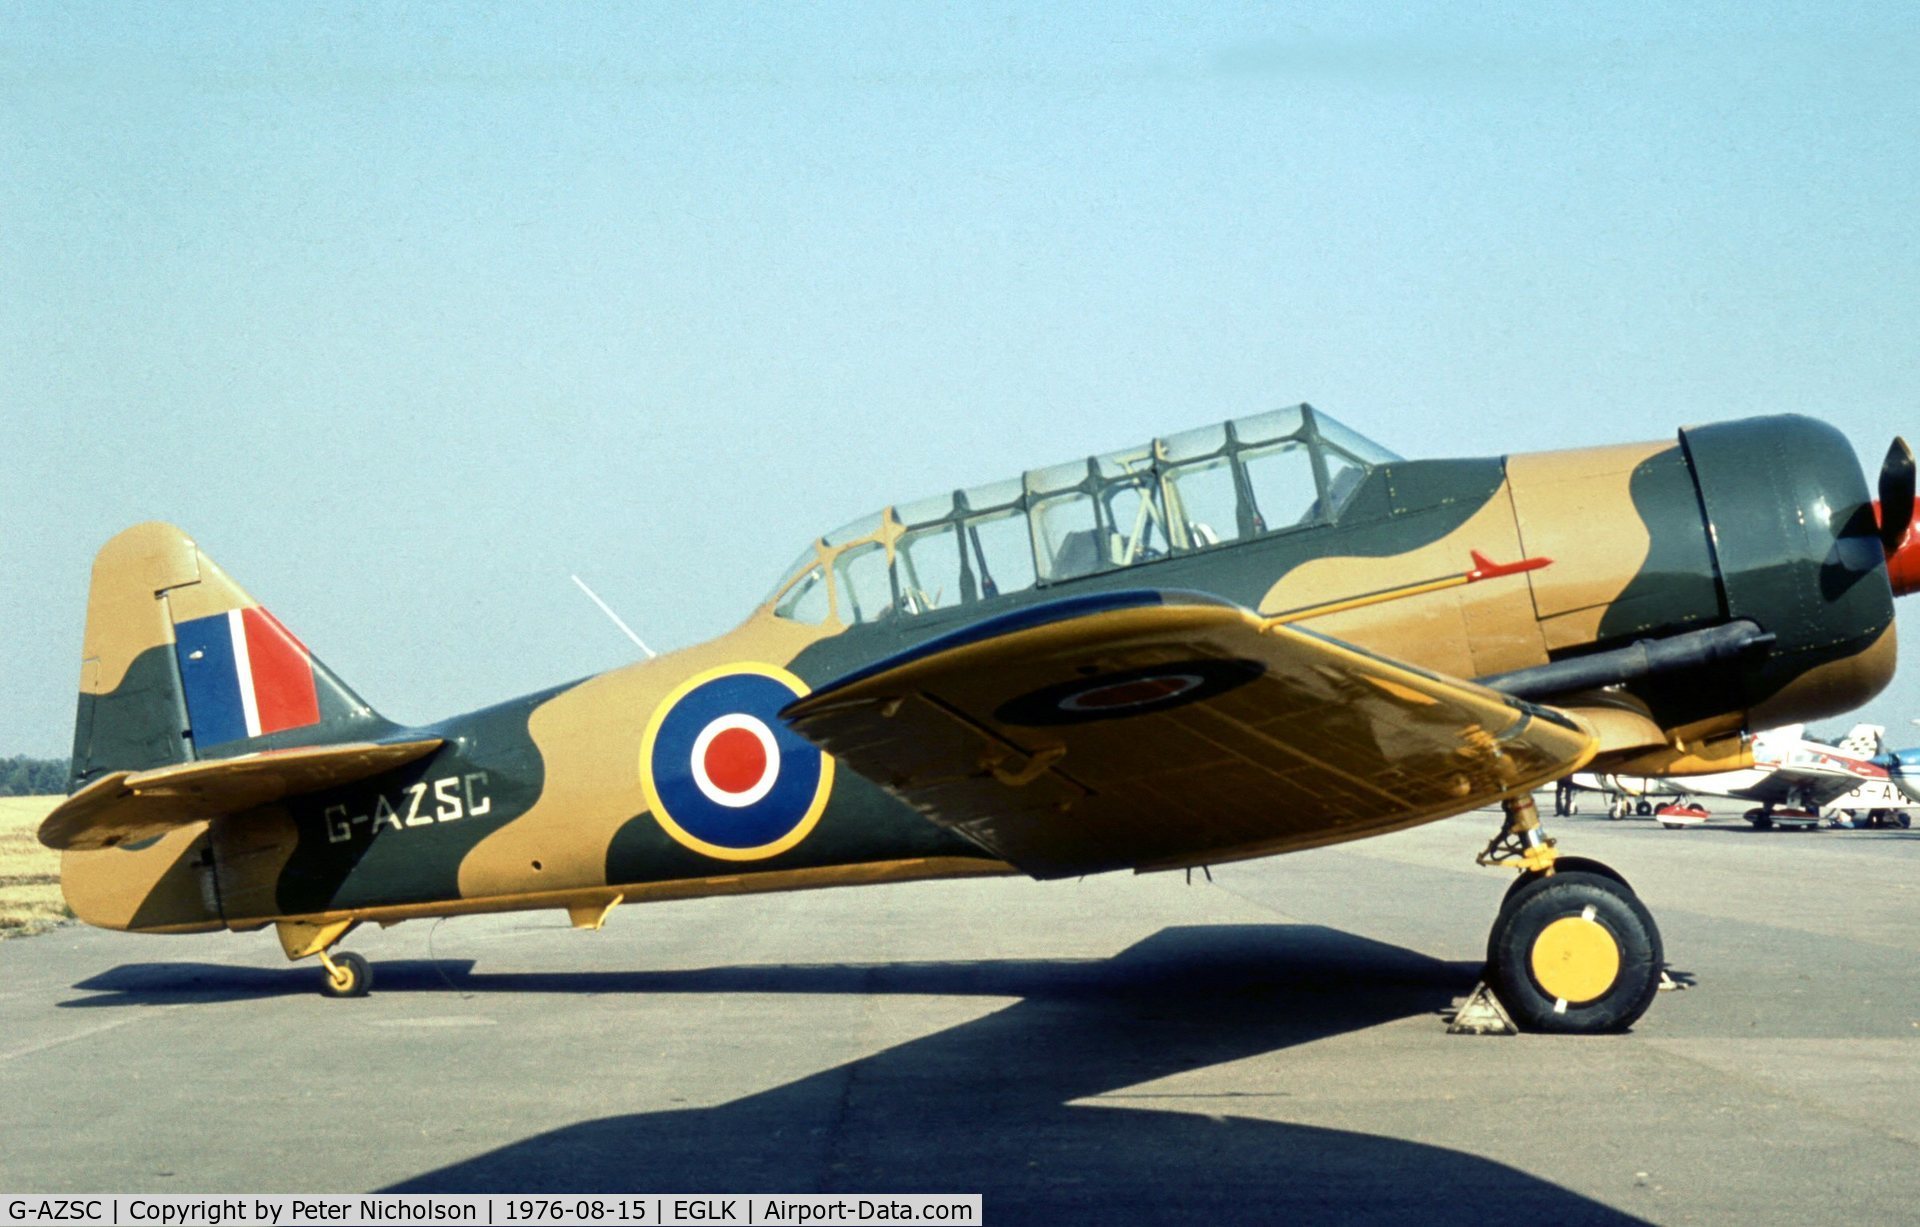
xmin=5 ymin=800 xmax=1920 ymax=1224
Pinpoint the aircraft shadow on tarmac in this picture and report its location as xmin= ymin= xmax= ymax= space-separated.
xmin=69 ymin=925 xmax=1651 ymax=1225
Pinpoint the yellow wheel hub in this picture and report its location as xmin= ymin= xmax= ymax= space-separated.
xmin=1529 ymin=911 xmax=1621 ymax=1004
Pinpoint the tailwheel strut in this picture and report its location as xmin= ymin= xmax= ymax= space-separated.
xmin=1475 ymin=795 xmax=1664 ymax=1034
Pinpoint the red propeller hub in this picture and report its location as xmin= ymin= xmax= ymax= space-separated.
xmin=1879 ymin=498 xmax=1920 ymax=597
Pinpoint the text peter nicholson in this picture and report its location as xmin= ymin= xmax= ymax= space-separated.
xmin=3 ymin=1195 xmax=983 ymax=1226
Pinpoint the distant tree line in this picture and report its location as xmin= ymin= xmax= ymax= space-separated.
xmin=0 ymin=757 xmax=69 ymax=796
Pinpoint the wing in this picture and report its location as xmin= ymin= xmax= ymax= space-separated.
xmin=38 ymin=739 xmax=444 ymax=851
xmin=784 ymin=591 xmax=1597 ymax=879
xmin=1772 ymin=769 xmax=1889 ymax=809
xmin=1717 ymin=776 xmax=1797 ymax=806
xmin=1733 ymin=748 xmax=1888 ymax=809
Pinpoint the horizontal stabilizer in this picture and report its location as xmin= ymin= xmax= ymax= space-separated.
xmin=39 ymin=738 xmax=444 ymax=851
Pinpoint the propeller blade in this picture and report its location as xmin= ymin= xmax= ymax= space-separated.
xmin=1881 ymin=437 xmax=1916 ymax=554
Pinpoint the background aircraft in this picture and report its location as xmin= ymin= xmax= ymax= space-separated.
xmin=38 ymin=406 xmax=1920 ymax=1033
xmin=1874 ymin=736 xmax=1920 ymax=807
xmin=1567 ymin=723 xmax=1916 ymax=828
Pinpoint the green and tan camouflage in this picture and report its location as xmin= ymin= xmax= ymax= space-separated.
xmin=42 ymin=405 xmax=1918 ymax=1030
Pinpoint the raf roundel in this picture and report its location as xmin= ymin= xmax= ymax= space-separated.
xmin=995 ymin=658 xmax=1266 ymax=727
xmin=1057 ymin=672 xmax=1206 ymax=713
xmin=640 ymin=663 xmax=834 ymax=860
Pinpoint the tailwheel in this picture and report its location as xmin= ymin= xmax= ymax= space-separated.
xmin=317 ymin=949 xmax=373 ymax=999
xmin=1486 ymin=870 xmax=1663 ymax=1033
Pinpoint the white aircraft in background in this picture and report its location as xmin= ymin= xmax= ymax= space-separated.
xmin=1561 ymin=723 xmax=1915 ymax=829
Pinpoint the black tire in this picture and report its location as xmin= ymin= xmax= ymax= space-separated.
xmin=1486 ymin=871 xmax=1663 ymax=1034
xmin=1635 ymin=800 xmax=1653 ymax=816
xmin=1495 ymin=857 xmax=1635 ymax=929
xmin=1746 ymin=809 xmax=1773 ymax=830
xmin=320 ymin=951 xmax=372 ymax=999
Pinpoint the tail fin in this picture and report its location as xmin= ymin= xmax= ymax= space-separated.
xmin=1839 ymin=723 xmax=1886 ymax=757
xmin=70 ymin=523 xmax=392 ymax=790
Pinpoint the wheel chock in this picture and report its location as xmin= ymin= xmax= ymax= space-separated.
xmin=1447 ymin=982 xmax=1518 ymax=1036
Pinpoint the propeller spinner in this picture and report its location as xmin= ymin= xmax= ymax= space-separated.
xmin=1877 ymin=437 xmax=1920 ymax=597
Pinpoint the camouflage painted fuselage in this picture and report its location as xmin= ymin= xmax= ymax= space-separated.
xmin=62 ymin=410 xmax=1898 ymax=938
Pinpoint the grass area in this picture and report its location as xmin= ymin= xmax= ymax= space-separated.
xmin=0 ymin=796 xmax=67 ymax=938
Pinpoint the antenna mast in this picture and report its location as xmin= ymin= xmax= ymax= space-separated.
xmin=569 ymin=574 xmax=657 ymax=659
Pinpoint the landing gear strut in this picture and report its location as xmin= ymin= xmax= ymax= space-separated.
xmin=1476 ymin=795 xmax=1664 ymax=1033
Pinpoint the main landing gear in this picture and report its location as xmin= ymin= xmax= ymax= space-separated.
xmin=278 ymin=919 xmax=374 ymax=999
xmin=1475 ymin=795 xmax=1664 ymax=1033
xmin=1745 ymin=805 xmax=1821 ymax=830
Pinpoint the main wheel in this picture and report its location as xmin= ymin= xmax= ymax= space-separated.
xmin=1746 ymin=809 xmax=1773 ymax=830
xmin=1494 ymin=857 xmax=1635 ymax=929
xmin=1486 ymin=871 xmax=1663 ymax=1034
xmin=1635 ymin=799 xmax=1653 ymax=816
xmin=320 ymin=951 xmax=372 ymax=999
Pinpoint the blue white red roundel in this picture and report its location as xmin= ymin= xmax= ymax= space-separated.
xmin=994 ymin=658 xmax=1266 ymax=727
xmin=639 ymin=663 xmax=833 ymax=860
xmin=1056 ymin=672 xmax=1206 ymax=713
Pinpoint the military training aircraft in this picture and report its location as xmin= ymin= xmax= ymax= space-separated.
xmin=39 ymin=405 xmax=1920 ymax=1033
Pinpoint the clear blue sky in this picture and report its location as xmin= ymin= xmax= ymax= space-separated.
xmin=5 ymin=3 xmax=1918 ymax=758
